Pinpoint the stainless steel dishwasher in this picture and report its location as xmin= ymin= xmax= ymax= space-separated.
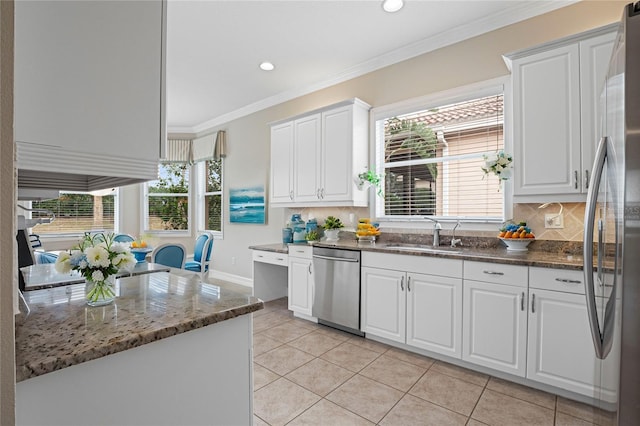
xmin=312 ymin=247 xmax=363 ymax=336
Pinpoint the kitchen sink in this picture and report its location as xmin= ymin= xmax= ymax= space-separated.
xmin=383 ymin=245 xmax=462 ymax=254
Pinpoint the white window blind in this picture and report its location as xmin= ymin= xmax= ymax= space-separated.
xmin=31 ymin=192 xmax=116 ymax=235
xmin=376 ymin=92 xmax=505 ymax=221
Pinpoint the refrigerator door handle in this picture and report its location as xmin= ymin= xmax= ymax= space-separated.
xmin=584 ymin=136 xmax=608 ymax=360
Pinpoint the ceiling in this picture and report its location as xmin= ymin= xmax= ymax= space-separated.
xmin=166 ymin=0 xmax=576 ymax=134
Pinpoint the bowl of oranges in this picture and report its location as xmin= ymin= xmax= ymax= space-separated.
xmin=498 ymin=222 xmax=535 ymax=251
xmin=356 ymin=218 xmax=381 ymax=243
xmin=130 ymin=240 xmax=152 ymax=262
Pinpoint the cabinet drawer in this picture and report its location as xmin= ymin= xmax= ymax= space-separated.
xmin=252 ymin=250 xmax=288 ymax=266
xmin=464 ymin=261 xmax=528 ymax=288
xmin=529 ymin=267 xmax=585 ymax=294
xmin=288 ymin=245 xmax=313 ymax=259
xmin=362 ymin=252 xmax=462 ymax=278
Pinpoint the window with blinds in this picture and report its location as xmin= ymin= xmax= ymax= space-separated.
xmin=376 ymin=91 xmax=505 ymax=221
xmin=31 ymin=192 xmax=116 ymax=235
xmin=204 ymin=159 xmax=223 ymax=232
xmin=145 ymin=163 xmax=190 ymax=231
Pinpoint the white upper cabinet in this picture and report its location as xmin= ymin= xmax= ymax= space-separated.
xmin=270 ymin=122 xmax=295 ymax=203
xmin=270 ymin=99 xmax=370 ymax=207
xmin=505 ymin=25 xmax=616 ymax=201
xmin=15 ymin=1 xmax=166 ymax=187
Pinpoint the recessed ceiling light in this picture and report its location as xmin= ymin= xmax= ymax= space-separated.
xmin=259 ymin=62 xmax=275 ymax=71
xmin=382 ymin=0 xmax=404 ymax=13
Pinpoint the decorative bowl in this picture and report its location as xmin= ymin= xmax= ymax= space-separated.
xmin=498 ymin=237 xmax=533 ymax=252
xmin=131 ymin=247 xmax=153 ymax=262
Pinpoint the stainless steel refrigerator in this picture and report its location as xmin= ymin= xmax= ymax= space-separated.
xmin=583 ymin=2 xmax=640 ymax=424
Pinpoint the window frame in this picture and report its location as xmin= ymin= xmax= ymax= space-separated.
xmin=142 ymin=162 xmax=192 ymax=236
xmin=370 ymin=77 xmax=513 ymax=231
xmin=195 ymin=159 xmax=224 ymax=238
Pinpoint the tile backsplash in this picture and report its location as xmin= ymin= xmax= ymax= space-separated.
xmin=513 ymin=203 xmax=585 ymax=242
xmin=285 ymin=203 xmax=586 ymax=242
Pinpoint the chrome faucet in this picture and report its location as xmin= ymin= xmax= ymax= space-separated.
xmin=451 ymin=221 xmax=462 ymax=248
xmin=424 ymin=216 xmax=442 ymax=247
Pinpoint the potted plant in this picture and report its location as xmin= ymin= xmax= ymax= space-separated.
xmin=305 ymin=230 xmax=320 ymax=244
xmin=354 ymin=169 xmax=384 ymax=197
xmin=323 ymin=216 xmax=344 ymax=241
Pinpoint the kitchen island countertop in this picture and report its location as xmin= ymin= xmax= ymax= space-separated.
xmin=15 ymin=271 xmax=263 ymax=382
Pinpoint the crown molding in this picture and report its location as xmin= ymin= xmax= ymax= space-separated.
xmin=167 ymin=0 xmax=578 ymax=136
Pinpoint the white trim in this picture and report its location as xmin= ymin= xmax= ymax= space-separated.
xmin=168 ymin=3 xmax=577 ymax=135
xmin=208 ymin=270 xmax=253 ymax=289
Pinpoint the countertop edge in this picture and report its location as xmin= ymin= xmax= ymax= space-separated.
xmin=16 ymin=299 xmax=263 ymax=382
xmin=250 ymin=242 xmax=591 ymax=271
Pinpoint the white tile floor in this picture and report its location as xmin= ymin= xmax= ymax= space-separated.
xmin=250 ymin=297 xmax=615 ymax=426
xmin=208 ymin=278 xmax=614 ymax=426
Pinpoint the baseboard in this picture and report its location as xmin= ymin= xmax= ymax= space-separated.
xmin=208 ymin=270 xmax=253 ymax=288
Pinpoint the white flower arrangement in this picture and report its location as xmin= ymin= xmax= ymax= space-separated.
xmin=55 ymin=233 xmax=136 ymax=303
xmin=481 ymin=150 xmax=513 ymax=181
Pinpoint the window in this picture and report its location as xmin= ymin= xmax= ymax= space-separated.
xmin=203 ymin=159 xmax=223 ymax=233
xmin=145 ymin=163 xmax=190 ymax=232
xmin=374 ymin=83 xmax=507 ymax=222
xmin=30 ymin=191 xmax=116 ymax=236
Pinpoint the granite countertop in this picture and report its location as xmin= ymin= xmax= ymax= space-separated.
xmin=15 ymin=272 xmax=263 ymax=382
xmin=250 ymin=239 xmax=596 ymax=271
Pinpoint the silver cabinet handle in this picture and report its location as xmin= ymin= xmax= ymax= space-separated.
xmin=574 ymin=170 xmax=578 ymax=189
xmin=584 ymin=169 xmax=589 ymax=189
xmin=289 ymin=190 xmax=294 ymax=200
xmin=321 ymin=188 xmax=325 ymax=199
xmin=531 ymin=293 xmax=535 ymax=313
xmin=257 ymin=254 xmax=264 ymax=258
xmin=316 ymin=189 xmax=320 ymax=199
xmin=521 ymin=292 xmax=525 ymax=311
xmin=400 ymin=276 xmax=404 ymax=291
xmin=276 ymin=257 xmax=285 ymax=261
xmin=555 ymin=278 xmax=582 ymax=284
xmin=408 ymin=276 xmax=411 ymax=292
xmin=308 ymin=264 xmax=312 ymax=274
xmin=584 ymin=136 xmax=611 ymax=359
xmin=483 ymin=270 xmax=504 ymax=276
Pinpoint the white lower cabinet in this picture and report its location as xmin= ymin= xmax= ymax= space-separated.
xmin=526 ymin=287 xmax=619 ymax=402
xmin=361 ymin=253 xmax=463 ymax=358
xmin=361 ymin=267 xmax=405 ymax=343
xmin=288 ymin=246 xmax=313 ymax=316
xmin=462 ymin=261 xmax=528 ymax=377
xmin=462 ymin=280 xmax=528 ymax=377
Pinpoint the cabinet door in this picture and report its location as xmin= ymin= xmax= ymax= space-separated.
xmin=15 ymin=0 xmax=164 ymax=164
xmin=527 ymin=289 xmax=603 ymax=397
xmin=293 ymin=114 xmax=322 ymax=202
xmin=463 ymin=280 xmax=527 ymax=377
xmin=270 ymin=122 xmax=294 ymax=203
xmin=320 ymin=105 xmax=353 ymax=202
xmin=361 ymin=267 xmax=405 ymax=343
xmin=580 ymin=32 xmax=616 ymax=193
xmin=512 ymin=44 xmax=581 ymax=196
xmin=288 ymin=257 xmax=313 ymax=316
xmin=407 ymin=273 xmax=462 ymax=358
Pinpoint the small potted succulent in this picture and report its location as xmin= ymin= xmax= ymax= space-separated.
xmin=323 ymin=216 xmax=344 ymax=241
xmin=305 ymin=230 xmax=320 ymax=244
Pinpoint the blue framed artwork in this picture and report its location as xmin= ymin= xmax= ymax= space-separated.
xmin=229 ymin=186 xmax=266 ymax=224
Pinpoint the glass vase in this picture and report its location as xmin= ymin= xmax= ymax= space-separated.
xmin=85 ymin=275 xmax=116 ymax=306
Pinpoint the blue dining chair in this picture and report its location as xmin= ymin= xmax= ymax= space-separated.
xmin=113 ymin=234 xmax=135 ymax=243
xmin=151 ymin=243 xmax=187 ymax=269
xmin=184 ymin=232 xmax=214 ymax=279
